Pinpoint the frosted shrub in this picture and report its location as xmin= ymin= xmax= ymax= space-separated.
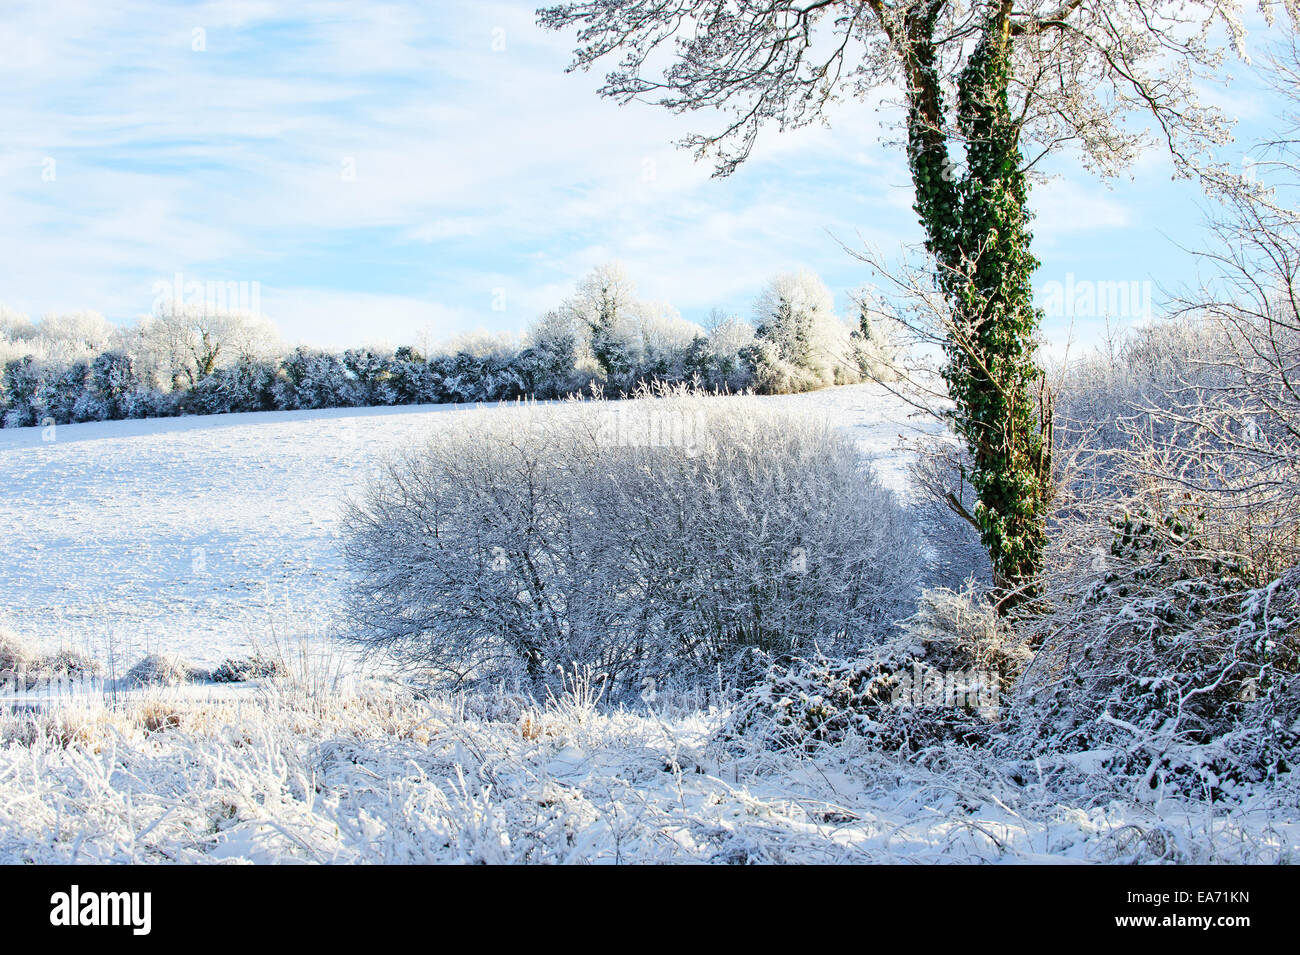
xmin=125 ymin=653 xmax=206 ymax=687
xmin=342 ymin=386 xmax=922 ymax=694
xmin=1029 ymin=306 xmax=1300 ymax=793
xmin=898 ymin=582 xmax=1030 ymax=684
xmin=727 ymin=650 xmax=998 ymax=754
xmin=210 ymin=655 xmax=287 ymax=683
xmin=727 ymin=587 xmax=1015 ymax=755
xmin=1012 ymin=500 xmax=1300 ymax=796
xmin=0 ymin=633 xmax=102 ymax=689
xmin=32 ymin=648 xmax=101 ymax=683
xmin=0 ymin=629 xmax=37 ymax=677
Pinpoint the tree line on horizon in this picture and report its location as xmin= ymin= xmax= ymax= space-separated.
xmin=0 ymin=265 xmax=896 ymax=429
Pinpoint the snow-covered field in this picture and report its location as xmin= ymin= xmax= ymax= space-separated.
xmin=2 ymin=385 xmax=1293 ymax=865
xmin=0 ymin=384 xmax=936 ymax=669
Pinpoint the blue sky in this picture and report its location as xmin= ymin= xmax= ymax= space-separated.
xmin=0 ymin=0 xmax=1289 ymax=353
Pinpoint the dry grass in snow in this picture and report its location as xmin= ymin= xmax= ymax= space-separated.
xmin=1 ymin=680 xmax=1294 ymax=865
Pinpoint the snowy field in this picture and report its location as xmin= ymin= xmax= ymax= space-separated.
xmin=2 ymin=385 xmax=1293 ymax=865
xmin=0 ymin=383 xmax=937 ymax=669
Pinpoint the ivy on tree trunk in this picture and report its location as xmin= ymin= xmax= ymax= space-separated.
xmin=904 ymin=4 xmax=1053 ymax=607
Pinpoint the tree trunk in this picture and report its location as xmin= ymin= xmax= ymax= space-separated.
xmin=903 ymin=4 xmax=1053 ymax=609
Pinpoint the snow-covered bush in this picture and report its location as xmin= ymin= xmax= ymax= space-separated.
xmin=190 ymin=357 xmax=281 ymax=414
xmin=744 ymin=337 xmax=825 ymax=395
xmin=1027 ymin=203 xmax=1300 ymax=797
xmin=211 ymin=655 xmax=287 ymax=683
xmin=125 ymin=653 xmax=207 ymax=687
xmin=431 ymin=347 xmax=527 ymax=403
xmin=32 ymin=311 xmax=120 ymax=362
xmin=0 ymin=633 xmax=101 ymax=689
xmin=2 ymin=357 xmax=46 ymax=428
xmin=727 ymin=650 xmax=998 ymax=754
xmin=683 ymin=317 xmax=757 ymax=392
xmin=1011 ymin=499 xmax=1300 ymax=797
xmin=387 ymin=347 xmax=441 ymax=403
xmin=275 ymin=348 xmax=362 ymax=410
xmin=520 ymin=311 xmax=593 ymax=397
xmin=342 ymin=349 xmax=399 ymax=407
xmin=0 ymin=629 xmax=37 ymax=677
xmin=899 ymin=582 xmax=1030 ymax=684
xmin=727 ymin=587 xmax=1017 ymax=756
xmin=42 ymin=361 xmax=91 ymax=423
xmin=841 ymin=289 xmax=903 ymax=383
xmin=343 ymin=386 xmax=922 ymax=694
xmin=33 ymin=648 xmax=102 ymax=683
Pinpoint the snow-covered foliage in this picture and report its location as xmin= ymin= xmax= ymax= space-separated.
xmin=0 ymin=628 xmax=37 ymax=676
xmin=1 ymin=265 xmax=895 ymax=431
xmin=900 ymin=582 xmax=1031 ymax=683
xmin=342 ymin=385 xmax=922 ymax=694
xmin=1052 ymin=318 xmax=1233 ymax=496
xmin=750 ymin=270 xmax=863 ymax=393
xmin=0 ymin=310 xmax=122 ymax=369
xmin=210 ymin=655 xmax=288 ymax=684
xmin=521 ymin=310 xmax=595 ymax=397
xmin=1018 ymin=157 xmax=1300 ymax=798
xmin=727 ymin=650 xmax=998 ymax=754
xmin=0 ymin=367 xmax=1293 ymax=861
xmin=125 ymin=653 xmax=207 ymax=688
xmin=0 ymin=630 xmax=102 ymax=689
xmin=556 ymin=263 xmax=708 ymax=393
xmin=0 ymin=677 xmax=1293 ymax=864
xmin=1011 ymin=500 xmax=1300 ymax=798
xmin=726 ymin=584 xmax=1024 ymax=754
xmin=33 ymin=648 xmax=103 ymax=683
xmin=132 ymin=305 xmax=282 ymax=390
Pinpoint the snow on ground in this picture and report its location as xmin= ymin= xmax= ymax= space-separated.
xmin=0 ymin=384 xmax=938 ymax=668
xmin=2 ymin=683 xmax=1293 ymax=864
xmin=2 ymin=387 xmax=1294 ymax=864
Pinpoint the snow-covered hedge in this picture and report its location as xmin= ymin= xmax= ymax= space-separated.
xmin=342 ymin=386 xmax=922 ymax=694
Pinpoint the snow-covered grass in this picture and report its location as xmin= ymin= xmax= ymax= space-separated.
xmin=1 ymin=677 xmax=1293 ymax=864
